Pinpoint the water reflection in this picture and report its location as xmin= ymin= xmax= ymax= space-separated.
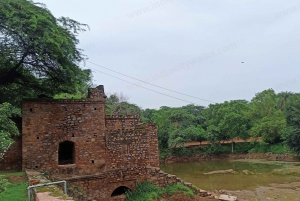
xmin=160 ymin=159 xmax=300 ymax=190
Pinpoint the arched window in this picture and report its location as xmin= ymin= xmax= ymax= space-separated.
xmin=58 ymin=141 xmax=75 ymax=165
xmin=111 ymin=186 xmax=131 ymax=197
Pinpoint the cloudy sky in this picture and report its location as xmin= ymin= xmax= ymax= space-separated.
xmin=36 ymin=0 xmax=300 ymax=109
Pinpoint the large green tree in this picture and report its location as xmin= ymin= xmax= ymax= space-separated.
xmin=247 ymin=89 xmax=286 ymax=143
xmin=0 ymin=0 xmax=92 ymax=155
xmin=204 ymin=100 xmax=250 ymax=143
xmin=0 ymin=0 xmax=91 ymax=106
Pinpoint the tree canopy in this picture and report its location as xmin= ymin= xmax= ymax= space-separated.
xmin=0 ymin=0 xmax=92 ymax=156
xmin=0 ymin=0 xmax=92 ymax=106
xmin=0 ymin=103 xmax=19 ymax=159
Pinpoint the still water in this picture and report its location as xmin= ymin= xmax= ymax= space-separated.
xmin=160 ymin=159 xmax=300 ymax=190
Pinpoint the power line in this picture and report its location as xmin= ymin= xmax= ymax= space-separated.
xmin=87 ymin=66 xmax=198 ymax=105
xmin=87 ymin=61 xmax=216 ymax=103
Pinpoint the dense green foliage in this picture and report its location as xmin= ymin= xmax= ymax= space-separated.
xmin=0 ymin=102 xmax=20 ymax=158
xmin=140 ymin=89 xmax=300 ymax=156
xmin=124 ymin=182 xmax=193 ymax=201
xmin=0 ymin=0 xmax=92 ymax=106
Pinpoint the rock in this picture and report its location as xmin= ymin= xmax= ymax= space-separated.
xmin=219 ymin=194 xmax=237 ymax=201
xmin=198 ymin=189 xmax=208 ymax=197
xmin=242 ymin=169 xmax=254 ymax=175
xmin=204 ymin=169 xmax=234 ymax=175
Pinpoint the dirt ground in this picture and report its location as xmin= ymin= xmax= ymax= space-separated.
xmin=224 ymin=181 xmax=300 ymax=201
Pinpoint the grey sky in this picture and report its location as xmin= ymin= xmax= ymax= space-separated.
xmin=36 ymin=0 xmax=300 ymax=109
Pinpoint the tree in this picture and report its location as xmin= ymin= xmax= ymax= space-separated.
xmin=204 ymin=100 xmax=250 ymax=144
xmin=0 ymin=103 xmax=20 ymax=159
xmin=168 ymin=126 xmax=206 ymax=147
xmin=277 ymin=91 xmax=293 ymax=111
xmin=105 ymin=92 xmax=141 ymax=115
xmin=0 ymin=0 xmax=92 ymax=106
xmin=247 ymin=89 xmax=286 ymax=143
xmin=284 ymin=93 xmax=300 ymax=128
xmin=286 ymin=128 xmax=300 ymax=155
xmin=283 ymin=93 xmax=300 ymax=155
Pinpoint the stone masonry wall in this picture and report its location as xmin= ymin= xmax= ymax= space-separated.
xmin=105 ymin=115 xmax=140 ymax=130
xmin=22 ymin=99 xmax=106 ymax=170
xmin=49 ymin=123 xmax=159 ymax=200
xmin=0 ymin=136 xmax=22 ymax=171
xmin=105 ymin=123 xmax=159 ymax=169
xmin=19 ymin=84 xmax=164 ymax=200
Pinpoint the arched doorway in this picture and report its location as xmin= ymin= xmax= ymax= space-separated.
xmin=58 ymin=141 xmax=75 ymax=165
xmin=111 ymin=186 xmax=131 ymax=197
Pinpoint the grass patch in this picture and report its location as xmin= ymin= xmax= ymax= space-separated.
xmin=125 ymin=182 xmax=193 ymax=201
xmin=0 ymin=172 xmax=28 ymax=201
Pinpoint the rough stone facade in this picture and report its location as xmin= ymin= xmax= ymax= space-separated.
xmin=19 ymin=85 xmax=160 ymax=200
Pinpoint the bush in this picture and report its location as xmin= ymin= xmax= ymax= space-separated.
xmin=125 ymin=182 xmax=193 ymax=201
xmin=163 ymin=183 xmax=193 ymax=197
xmin=0 ymin=175 xmax=10 ymax=193
xmin=125 ymin=182 xmax=160 ymax=201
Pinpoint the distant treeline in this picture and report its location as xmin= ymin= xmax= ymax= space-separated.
xmin=106 ymin=89 xmax=300 ymax=155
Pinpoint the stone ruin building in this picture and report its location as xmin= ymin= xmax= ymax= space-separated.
xmin=0 ymin=85 xmax=185 ymax=200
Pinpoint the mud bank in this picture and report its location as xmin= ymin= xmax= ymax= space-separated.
xmin=160 ymin=153 xmax=300 ymax=164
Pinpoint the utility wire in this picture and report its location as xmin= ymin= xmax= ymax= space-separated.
xmin=87 ymin=66 xmax=197 ymax=105
xmin=87 ymin=61 xmax=216 ymax=103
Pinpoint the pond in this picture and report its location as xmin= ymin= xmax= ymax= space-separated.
xmin=160 ymin=159 xmax=300 ymax=191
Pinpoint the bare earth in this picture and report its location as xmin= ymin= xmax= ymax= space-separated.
xmin=224 ymin=181 xmax=300 ymax=201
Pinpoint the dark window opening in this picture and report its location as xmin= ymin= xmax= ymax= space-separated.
xmin=111 ymin=186 xmax=130 ymax=197
xmin=30 ymin=108 xmax=33 ymax=112
xmin=94 ymin=108 xmax=97 ymax=110
xmin=35 ymin=166 xmax=38 ymax=168
xmin=58 ymin=141 xmax=75 ymax=165
xmin=72 ymin=134 xmax=75 ymax=137
xmin=91 ymin=160 xmax=94 ymax=164
xmin=37 ymin=136 xmax=39 ymax=139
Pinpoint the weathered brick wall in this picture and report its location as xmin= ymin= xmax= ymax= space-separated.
xmin=0 ymin=136 xmax=22 ymax=171
xmin=105 ymin=115 xmax=139 ymax=130
xmin=22 ymin=98 xmax=106 ymax=170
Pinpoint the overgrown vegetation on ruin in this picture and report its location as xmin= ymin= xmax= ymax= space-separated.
xmin=125 ymin=182 xmax=193 ymax=201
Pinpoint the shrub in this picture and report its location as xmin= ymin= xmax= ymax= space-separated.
xmin=125 ymin=182 xmax=194 ymax=201
xmin=0 ymin=175 xmax=10 ymax=193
